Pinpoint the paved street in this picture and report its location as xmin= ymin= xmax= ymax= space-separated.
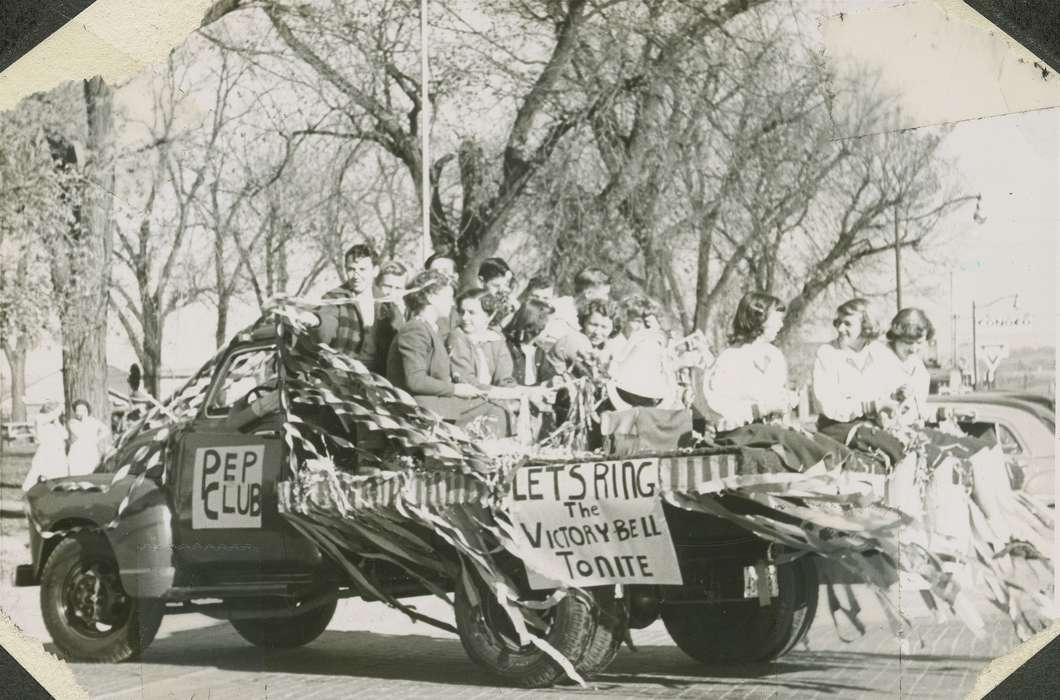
xmin=0 ymin=454 xmax=1027 ymax=698
xmin=0 ymin=581 xmax=1020 ymax=699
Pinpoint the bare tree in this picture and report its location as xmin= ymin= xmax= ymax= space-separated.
xmin=37 ymin=77 xmax=116 ymax=418
xmin=0 ymin=114 xmax=64 ymax=421
xmin=201 ymin=0 xmax=771 ymax=285
xmin=108 ymin=47 xmax=246 ymax=396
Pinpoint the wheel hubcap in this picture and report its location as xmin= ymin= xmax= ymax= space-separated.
xmin=62 ymin=562 xmax=130 ymax=636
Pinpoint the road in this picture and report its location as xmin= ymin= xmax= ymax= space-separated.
xmin=0 ymin=451 xmax=1023 ymax=698
xmin=0 ymin=581 xmax=1019 ymax=699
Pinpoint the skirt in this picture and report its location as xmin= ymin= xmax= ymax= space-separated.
xmin=816 ymin=416 xmax=906 ymax=468
xmin=414 ymin=395 xmax=514 ymax=438
xmin=715 ymin=422 xmax=851 ymax=472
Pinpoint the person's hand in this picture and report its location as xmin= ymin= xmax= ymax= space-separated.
xmin=453 ymin=383 xmax=483 ymax=399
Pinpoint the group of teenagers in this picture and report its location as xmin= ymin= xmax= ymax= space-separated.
xmin=315 ymin=243 xmax=698 ymax=443
xmin=315 ymin=243 xmax=1042 ymax=571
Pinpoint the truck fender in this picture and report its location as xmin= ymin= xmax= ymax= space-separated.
xmin=103 ymin=480 xmax=178 ymax=599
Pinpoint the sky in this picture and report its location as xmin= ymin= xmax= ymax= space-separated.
xmin=5 ymin=0 xmax=1060 ymax=404
xmin=810 ymin=0 xmax=1059 ymax=358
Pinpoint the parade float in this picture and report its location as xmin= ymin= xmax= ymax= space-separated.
xmin=15 ymin=302 xmax=1054 ymax=688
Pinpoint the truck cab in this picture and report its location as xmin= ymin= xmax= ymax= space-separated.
xmin=14 ymin=324 xmax=365 ymax=660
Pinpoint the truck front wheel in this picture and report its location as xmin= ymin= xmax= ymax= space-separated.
xmin=41 ymin=535 xmax=164 ymax=663
xmin=229 ymin=598 xmax=337 ymax=648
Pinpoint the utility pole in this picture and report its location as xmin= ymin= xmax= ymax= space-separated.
xmin=971 ymin=300 xmax=978 ymax=389
xmin=949 ymin=271 xmax=957 ymax=367
xmin=894 ymin=205 xmax=902 ymax=312
xmin=419 ymin=0 xmax=431 ymax=264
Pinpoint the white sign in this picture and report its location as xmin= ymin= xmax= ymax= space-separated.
xmin=192 ymin=445 xmax=265 ymax=529
xmin=508 ymin=458 xmax=682 ymax=590
xmin=976 ymin=313 xmax=1033 ymax=334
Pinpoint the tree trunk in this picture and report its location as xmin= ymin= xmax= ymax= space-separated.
xmin=141 ymin=308 xmax=162 ymax=397
xmin=2 ymin=343 xmax=28 ymax=422
xmin=215 ymin=293 xmax=230 ymax=348
xmin=693 ymin=222 xmax=714 ymax=332
xmin=51 ymin=77 xmax=115 ymax=419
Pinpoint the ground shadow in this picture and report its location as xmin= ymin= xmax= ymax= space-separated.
xmin=55 ymin=621 xmax=908 ymax=696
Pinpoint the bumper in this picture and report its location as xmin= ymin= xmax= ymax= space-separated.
xmin=14 ymin=564 xmax=38 ymax=587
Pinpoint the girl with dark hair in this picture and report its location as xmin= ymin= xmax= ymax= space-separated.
xmin=67 ymin=399 xmax=111 ymax=475
xmin=705 ymin=292 xmax=850 ymax=471
xmin=812 ymin=298 xmax=906 ymax=467
xmin=386 ymin=271 xmax=513 ymax=436
xmin=447 ymin=288 xmax=516 ymax=389
xmin=867 ymin=309 xmax=1042 ymax=556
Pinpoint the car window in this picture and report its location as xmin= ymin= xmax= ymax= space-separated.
xmin=207 ymin=347 xmax=279 ymax=416
xmin=955 ymin=420 xmax=1024 ymax=455
xmin=995 ymin=424 xmax=1024 ymax=455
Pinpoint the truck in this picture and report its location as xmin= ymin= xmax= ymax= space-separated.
xmin=14 ymin=320 xmax=821 ymax=688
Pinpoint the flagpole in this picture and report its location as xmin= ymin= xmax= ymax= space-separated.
xmin=420 ymin=0 xmax=431 ymax=264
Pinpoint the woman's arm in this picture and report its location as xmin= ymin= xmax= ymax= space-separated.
xmin=398 ymin=325 xmax=455 ymax=396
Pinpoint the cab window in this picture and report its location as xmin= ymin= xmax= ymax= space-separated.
xmin=207 ymin=347 xmax=278 ymax=417
xmin=956 ymin=420 xmax=1024 ymax=455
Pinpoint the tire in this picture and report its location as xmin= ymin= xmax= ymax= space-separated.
xmin=775 ymin=556 xmax=819 ymax=656
xmin=662 ymin=557 xmax=819 ymax=664
xmin=40 ymin=535 xmax=164 ymax=663
xmin=575 ymin=590 xmax=625 ymax=677
xmin=455 ymin=583 xmax=611 ymax=688
xmin=229 ymin=598 xmax=337 ymax=649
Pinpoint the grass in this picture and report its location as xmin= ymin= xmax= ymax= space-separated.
xmin=0 ymin=452 xmax=32 ymax=583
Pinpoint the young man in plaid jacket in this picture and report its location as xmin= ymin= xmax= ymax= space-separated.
xmin=318 ymin=243 xmax=379 ymax=364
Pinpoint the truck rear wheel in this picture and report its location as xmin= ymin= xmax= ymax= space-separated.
xmin=229 ymin=598 xmax=337 ymax=648
xmin=41 ymin=535 xmax=164 ymax=663
xmin=662 ymin=557 xmax=818 ymax=664
xmin=455 ymin=584 xmax=621 ymax=688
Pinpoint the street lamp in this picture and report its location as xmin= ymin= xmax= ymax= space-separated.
xmin=971 ymin=293 xmax=1019 ymax=390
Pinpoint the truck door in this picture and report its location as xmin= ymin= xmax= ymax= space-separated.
xmin=173 ymin=343 xmax=293 ymax=568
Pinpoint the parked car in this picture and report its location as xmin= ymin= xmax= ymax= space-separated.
xmin=927 ymin=392 xmax=1055 ymax=507
xmin=13 ymin=321 xmax=819 ymax=687
xmin=1 ymin=422 xmax=36 ymax=445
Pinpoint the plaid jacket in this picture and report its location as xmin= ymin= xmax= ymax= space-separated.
xmin=318 ymin=285 xmax=372 ymax=361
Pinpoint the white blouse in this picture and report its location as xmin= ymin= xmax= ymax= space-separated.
xmin=811 ymin=342 xmax=878 ymax=422
xmin=866 ymin=342 xmax=931 ymax=422
xmin=705 ymin=341 xmax=790 ymax=431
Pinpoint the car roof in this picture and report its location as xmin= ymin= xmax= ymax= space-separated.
xmin=929 ymin=392 xmax=1055 ymax=428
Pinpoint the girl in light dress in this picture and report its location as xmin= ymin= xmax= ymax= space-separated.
xmin=811 ymin=298 xmax=906 ymax=468
xmin=705 ymin=292 xmax=851 ymax=471
xmin=21 ymin=402 xmax=69 ymax=491
xmin=817 ymin=304 xmax=1052 ymax=635
xmin=66 ymin=399 xmax=111 ymax=476
xmin=867 ymin=309 xmax=1047 ymax=555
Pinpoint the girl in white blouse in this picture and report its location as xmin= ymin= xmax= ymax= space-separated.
xmin=706 ymin=293 xmax=848 ymax=471
xmin=870 ymin=309 xmax=1040 ymax=557
xmin=812 ymin=298 xmax=906 ymax=467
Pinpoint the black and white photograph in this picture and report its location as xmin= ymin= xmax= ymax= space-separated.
xmin=0 ymin=1 xmax=1056 ymax=697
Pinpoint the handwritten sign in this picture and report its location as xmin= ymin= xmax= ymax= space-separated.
xmin=507 ymin=458 xmax=682 ymax=589
xmin=192 ymin=445 xmax=264 ymax=529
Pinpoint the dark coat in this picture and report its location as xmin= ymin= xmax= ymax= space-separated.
xmin=386 ymin=316 xmax=512 ymax=435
